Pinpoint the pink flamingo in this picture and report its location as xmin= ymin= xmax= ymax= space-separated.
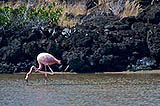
xmin=25 ymin=53 xmax=61 ymax=82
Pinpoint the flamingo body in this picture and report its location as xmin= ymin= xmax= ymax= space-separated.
xmin=37 ymin=53 xmax=60 ymax=65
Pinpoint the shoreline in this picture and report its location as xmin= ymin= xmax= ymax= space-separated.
xmin=11 ymin=69 xmax=160 ymax=75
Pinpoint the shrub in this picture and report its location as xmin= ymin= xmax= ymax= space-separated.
xmin=0 ymin=1 xmax=62 ymax=32
xmin=109 ymin=0 xmax=124 ymax=16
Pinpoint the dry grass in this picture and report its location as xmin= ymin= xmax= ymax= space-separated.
xmin=57 ymin=2 xmax=87 ymax=27
xmin=98 ymin=0 xmax=117 ymax=5
xmin=96 ymin=0 xmax=143 ymax=19
xmin=121 ymin=0 xmax=143 ymax=18
xmin=0 ymin=0 xmax=144 ymax=27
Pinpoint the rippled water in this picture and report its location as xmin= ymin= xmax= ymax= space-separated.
xmin=0 ymin=73 xmax=160 ymax=106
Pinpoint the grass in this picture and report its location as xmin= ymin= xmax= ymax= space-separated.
xmin=57 ymin=0 xmax=143 ymax=26
xmin=5 ymin=0 xmax=86 ymax=27
xmin=0 ymin=0 xmax=62 ymax=32
xmin=85 ymin=0 xmax=143 ymax=19
xmin=57 ymin=1 xmax=86 ymax=27
xmin=0 ymin=0 xmax=143 ymax=28
xmin=121 ymin=0 xmax=143 ymax=18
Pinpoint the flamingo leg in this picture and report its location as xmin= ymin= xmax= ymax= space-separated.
xmin=38 ymin=71 xmax=54 ymax=75
xmin=44 ymin=65 xmax=48 ymax=81
xmin=47 ymin=65 xmax=54 ymax=73
xmin=36 ymin=65 xmax=54 ymax=75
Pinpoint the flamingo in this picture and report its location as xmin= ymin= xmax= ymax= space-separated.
xmin=25 ymin=53 xmax=61 ymax=82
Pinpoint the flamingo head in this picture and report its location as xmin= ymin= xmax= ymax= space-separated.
xmin=34 ymin=67 xmax=39 ymax=72
xmin=54 ymin=59 xmax=61 ymax=64
xmin=57 ymin=60 xmax=61 ymax=64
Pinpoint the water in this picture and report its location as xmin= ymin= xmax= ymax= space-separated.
xmin=0 ymin=73 xmax=160 ymax=106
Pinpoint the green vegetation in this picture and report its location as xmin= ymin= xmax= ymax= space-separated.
xmin=0 ymin=2 xmax=62 ymax=32
xmin=0 ymin=0 xmax=144 ymax=29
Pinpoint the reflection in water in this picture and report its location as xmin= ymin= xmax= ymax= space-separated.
xmin=0 ymin=74 xmax=160 ymax=106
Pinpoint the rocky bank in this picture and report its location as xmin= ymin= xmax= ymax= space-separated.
xmin=0 ymin=0 xmax=160 ymax=73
